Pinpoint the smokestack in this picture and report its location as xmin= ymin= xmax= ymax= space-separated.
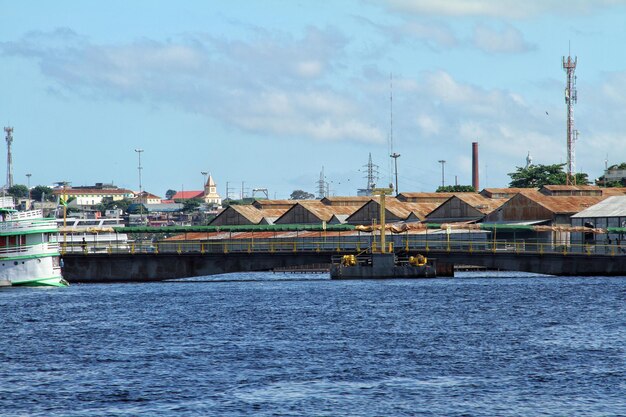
xmin=472 ymin=142 xmax=479 ymax=191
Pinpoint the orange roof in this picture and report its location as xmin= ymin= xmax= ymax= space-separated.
xmin=601 ymin=187 xmax=626 ymax=196
xmin=542 ymin=185 xmax=601 ymax=191
xmin=253 ymin=199 xmax=298 ymax=206
xmin=480 ymin=188 xmax=535 ymax=197
xmin=296 ymin=201 xmax=358 ymax=220
xmin=321 ymin=196 xmax=373 ymax=205
xmin=453 ymin=194 xmax=507 ymax=214
xmin=404 ymin=202 xmax=445 ymax=219
xmin=519 ymin=191 xmax=605 ymax=214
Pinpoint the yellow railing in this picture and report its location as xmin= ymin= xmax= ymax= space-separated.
xmin=59 ymin=237 xmax=626 ymax=257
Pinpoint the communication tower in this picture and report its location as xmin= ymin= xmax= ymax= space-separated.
xmin=358 ymin=153 xmax=379 ymax=196
xmin=563 ymin=53 xmax=578 ymax=185
xmin=317 ymin=166 xmax=326 ymax=199
xmin=389 ymin=73 xmax=401 ymax=195
xmin=4 ymin=127 xmax=14 ymax=189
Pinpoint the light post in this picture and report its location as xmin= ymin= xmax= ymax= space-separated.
xmin=26 ymin=173 xmax=31 ymax=209
xmin=438 ymin=160 xmax=446 ymax=188
xmin=390 ymin=152 xmax=400 ymax=196
xmin=201 ymin=171 xmax=208 ymax=189
xmin=135 ymin=149 xmax=144 ymax=223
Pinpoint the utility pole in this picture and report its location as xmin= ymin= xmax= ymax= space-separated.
xmin=438 ymin=160 xmax=446 ymax=188
xmin=226 ymin=181 xmax=234 ymax=201
xmin=134 ymin=148 xmax=144 ymax=223
xmin=4 ymin=127 xmax=14 ymax=189
xmin=26 ymin=173 xmax=31 ymax=209
xmin=604 ymin=156 xmax=608 ymax=188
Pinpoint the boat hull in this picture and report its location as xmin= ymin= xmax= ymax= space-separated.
xmin=0 ymin=256 xmax=68 ymax=287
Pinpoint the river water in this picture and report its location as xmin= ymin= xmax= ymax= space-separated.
xmin=1 ymin=271 xmax=625 ymax=416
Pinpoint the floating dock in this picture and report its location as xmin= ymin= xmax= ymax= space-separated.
xmin=330 ymin=253 xmax=436 ymax=279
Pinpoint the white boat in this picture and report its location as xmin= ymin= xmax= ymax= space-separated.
xmin=0 ymin=207 xmax=68 ymax=287
xmin=53 ymin=217 xmax=129 ymax=253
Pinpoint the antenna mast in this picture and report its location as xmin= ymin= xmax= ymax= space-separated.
xmin=389 ymin=73 xmax=400 ymax=195
xmin=4 ymin=127 xmax=14 ymax=189
xmin=563 ymin=52 xmax=578 ymax=185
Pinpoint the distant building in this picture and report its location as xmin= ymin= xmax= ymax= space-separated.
xmin=52 ymin=183 xmax=134 ymax=207
xmin=133 ymin=191 xmax=162 ymax=205
xmin=172 ymin=174 xmax=222 ymax=207
xmin=603 ymin=167 xmax=626 ymax=185
xmin=203 ymin=174 xmax=221 ymax=206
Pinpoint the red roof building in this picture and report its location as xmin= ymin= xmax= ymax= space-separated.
xmin=172 ymin=191 xmax=204 ymax=200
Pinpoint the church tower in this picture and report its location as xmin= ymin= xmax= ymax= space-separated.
xmin=203 ymin=174 xmax=222 ymax=207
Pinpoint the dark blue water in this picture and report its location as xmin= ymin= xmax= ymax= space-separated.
xmin=1 ymin=272 xmax=625 ymax=416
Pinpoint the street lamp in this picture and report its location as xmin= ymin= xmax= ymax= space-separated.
xmin=438 ymin=160 xmax=446 ymax=188
xmin=390 ymin=152 xmax=400 ymax=196
xmin=135 ymin=149 xmax=144 ymax=223
xmin=26 ymin=173 xmax=31 ymax=209
xmin=201 ymin=171 xmax=208 ymax=189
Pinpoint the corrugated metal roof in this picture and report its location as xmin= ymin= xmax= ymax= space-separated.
xmin=252 ymin=199 xmax=298 ymax=209
xmin=229 ymin=205 xmax=265 ymax=223
xmin=397 ymin=192 xmax=455 ymax=198
xmin=480 ymin=188 xmax=535 ymax=197
xmin=402 ymin=202 xmax=442 ymax=220
xmin=226 ymin=205 xmax=290 ymax=224
xmin=520 ymin=191 xmax=605 ymax=214
xmin=144 ymin=203 xmax=183 ymax=212
xmin=601 ymin=187 xmax=626 ymax=196
xmin=321 ymin=196 xmax=373 ymax=205
xmin=542 ymin=185 xmax=601 ymax=191
xmin=453 ymin=194 xmax=507 ymax=214
xmin=296 ymin=201 xmax=359 ymax=220
xmin=571 ymin=196 xmax=626 ymax=218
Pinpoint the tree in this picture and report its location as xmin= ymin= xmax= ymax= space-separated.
xmin=290 ymin=190 xmax=315 ymax=200
xmin=30 ymin=185 xmax=55 ymax=202
xmin=165 ymin=189 xmax=177 ymax=199
xmin=182 ymin=198 xmax=203 ymax=212
xmin=7 ymin=184 xmax=29 ymax=199
xmin=436 ymin=185 xmax=475 ymax=193
xmin=96 ymin=198 xmax=133 ymax=214
xmin=508 ymin=163 xmax=589 ymax=188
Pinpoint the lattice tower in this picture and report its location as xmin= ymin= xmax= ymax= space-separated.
xmin=363 ymin=153 xmax=379 ymax=193
xmin=317 ymin=167 xmax=326 ymax=199
xmin=563 ymin=55 xmax=578 ymax=185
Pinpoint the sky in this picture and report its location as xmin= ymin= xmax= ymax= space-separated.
xmin=2 ymin=0 xmax=626 ymax=199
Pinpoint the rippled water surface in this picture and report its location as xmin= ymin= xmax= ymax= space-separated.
xmin=1 ymin=272 xmax=625 ymax=416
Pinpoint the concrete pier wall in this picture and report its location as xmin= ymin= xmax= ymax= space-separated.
xmin=62 ymin=252 xmax=338 ymax=283
xmin=61 ymin=250 xmax=626 ymax=283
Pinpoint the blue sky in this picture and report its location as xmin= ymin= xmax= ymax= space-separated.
xmin=2 ymin=0 xmax=626 ymax=199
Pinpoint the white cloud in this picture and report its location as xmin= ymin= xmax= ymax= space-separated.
xmin=415 ymin=114 xmax=440 ymax=135
xmin=396 ymin=21 xmax=459 ymax=48
xmin=472 ymin=24 xmax=534 ymax=53
xmin=382 ymin=0 xmax=626 ymax=19
xmin=0 ymin=27 xmax=388 ymax=143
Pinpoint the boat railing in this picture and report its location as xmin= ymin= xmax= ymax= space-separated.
xmin=0 ymin=217 xmax=58 ymax=233
xmin=58 ymin=236 xmax=626 ymax=257
xmin=0 ymin=242 xmax=60 ymax=258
